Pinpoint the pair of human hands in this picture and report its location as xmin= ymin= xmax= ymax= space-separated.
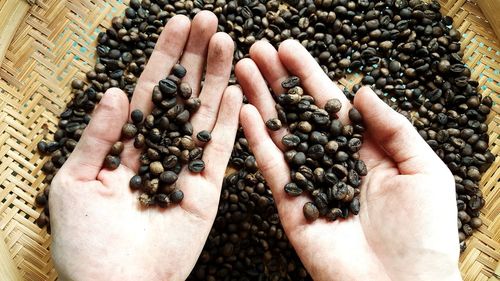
xmin=49 ymin=12 xmax=462 ymax=281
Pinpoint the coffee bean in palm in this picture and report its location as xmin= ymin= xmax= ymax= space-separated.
xmin=265 ymin=118 xmax=282 ymax=131
xmin=129 ymin=175 xmax=142 ymax=190
xmin=281 ymin=76 xmax=300 ymax=89
xmin=159 ymin=78 xmax=177 ymax=96
xmin=284 ymin=182 xmax=303 ymax=196
xmin=282 ymin=134 xmax=301 ymax=148
xmin=185 ymin=97 xmax=201 ymax=112
xmin=110 ymin=141 xmax=124 ymax=156
xmin=348 ymin=108 xmax=363 ymax=124
xmin=104 ymin=155 xmax=120 ymax=170
xmin=160 ymin=171 xmax=178 ymax=184
xmin=324 ymin=98 xmax=342 ymax=115
xmin=131 ymin=109 xmax=144 ymax=124
xmin=197 ymin=130 xmax=211 ymax=143
xmin=303 ymin=202 xmax=319 ymax=222
xmin=179 ymin=82 xmax=192 ymax=99
xmin=169 ymin=189 xmax=184 ymax=203
xmin=172 ymin=64 xmax=187 ymax=79
xmin=122 ymin=123 xmax=138 ymax=139
xmin=189 ymin=159 xmax=205 ymax=173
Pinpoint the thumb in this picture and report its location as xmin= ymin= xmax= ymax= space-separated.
xmin=60 ymin=88 xmax=129 ymax=181
xmin=353 ymin=86 xmax=443 ymax=175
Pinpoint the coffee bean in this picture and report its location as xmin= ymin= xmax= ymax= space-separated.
xmin=131 ymin=109 xmax=144 ymax=124
xmin=284 ymin=182 xmax=303 ymax=196
xmin=179 ymin=82 xmax=192 ymax=99
xmin=265 ymin=118 xmax=282 ymax=131
xmin=281 ymin=76 xmax=300 ymax=89
xmin=324 ymin=98 xmax=342 ymax=115
xmin=122 ymin=123 xmax=138 ymax=139
xmin=130 ymin=175 xmax=142 ymax=190
xmin=110 ymin=141 xmax=124 ymax=156
xmin=303 ymin=202 xmax=319 ymax=221
xmin=159 ymin=78 xmax=177 ymax=96
xmin=282 ymin=134 xmax=301 ymax=148
xmin=348 ymin=108 xmax=363 ymax=124
xmin=197 ymin=130 xmax=212 ymax=143
xmin=104 ymin=155 xmax=120 ymax=170
xmin=189 ymin=159 xmax=205 ymax=173
xmin=169 ymin=188 xmax=184 ymax=203
xmin=172 ymin=64 xmax=187 ymax=78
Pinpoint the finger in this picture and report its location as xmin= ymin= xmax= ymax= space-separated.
xmin=235 ymin=58 xmax=287 ymax=149
xmin=278 ymin=39 xmax=351 ymax=123
xmin=240 ymin=104 xmax=309 ymax=230
xmin=201 ymin=86 xmax=243 ymax=185
xmin=353 ymin=86 xmax=445 ymax=174
xmin=61 ymin=88 xmax=129 ymax=181
xmin=249 ymin=40 xmax=289 ymax=95
xmin=190 ymin=32 xmax=234 ymax=135
xmin=179 ymin=11 xmax=218 ymax=96
xmin=130 ymin=15 xmax=191 ymax=116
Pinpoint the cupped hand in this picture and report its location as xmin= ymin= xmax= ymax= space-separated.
xmin=236 ymin=40 xmax=462 ymax=281
xmin=49 ymin=12 xmax=243 ymax=281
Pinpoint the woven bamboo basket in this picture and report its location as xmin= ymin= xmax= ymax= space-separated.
xmin=0 ymin=0 xmax=498 ymax=280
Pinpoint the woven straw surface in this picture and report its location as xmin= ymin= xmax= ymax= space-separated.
xmin=0 ymin=0 xmax=498 ymax=280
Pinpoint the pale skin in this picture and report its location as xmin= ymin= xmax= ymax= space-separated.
xmin=49 ymin=11 xmax=462 ymax=281
xmin=50 ymin=12 xmax=243 ymax=281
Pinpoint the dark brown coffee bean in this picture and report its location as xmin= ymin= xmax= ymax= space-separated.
xmin=303 ymin=202 xmax=319 ymax=221
xmin=154 ymin=193 xmax=171 ymax=208
xmin=172 ymin=64 xmax=187 ymax=78
xmin=179 ymin=82 xmax=192 ymax=99
xmin=282 ymin=134 xmax=301 ymax=148
xmin=324 ymin=98 xmax=342 ymax=115
xmin=104 ymin=155 xmax=120 ymax=170
xmin=122 ymin=123 xmax=138 ymax=139
xmin=265 ymin=118 xmax=282 ymax=131
xmin=131 ymin=109 xmax=144 ymax=124
xmin=326 ymin=208 xmax=342 ymax=221
xmin=129 ymin=175 xmax=142 ymax=190
xmin=348 ymin=108 xmax=363 ymax=124
xmin=35 ymin=192 xmax=47 ymax=206
xmin=281 ymin=76 xmax=300 ymax=89
xmin=159 ymin=78 xmax=177 ymax=96
xmin=197 ymin=130 xmax=212 ymax=143
xmin=189 ymin=159 xmax=205 ymax=173
xmin=284 ymin=182 xmax=303 ymax=196
xmin=110 ymin=141 xmax=124 ymax=156
xmin=185 ymin=97 xmax=201 ymax=112
xmin=160 ymin=171 xmax=178 ymax=184
xmin=169 ymin=188 xmax=184 ymax=203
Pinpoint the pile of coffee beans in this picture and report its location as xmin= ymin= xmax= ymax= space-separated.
xmin=125 ymin=64 xmax=205 ymax=206
xmin=274 ymin=77 xmax=366 ymax=221
xmin=187 ymin=168 xmax=311 ymax=281
xmin=34 ymin=0 xmax=495 ymax=277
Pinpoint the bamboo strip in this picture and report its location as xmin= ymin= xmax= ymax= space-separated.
xmin=0 ymin=0 xmax=30 ymax=67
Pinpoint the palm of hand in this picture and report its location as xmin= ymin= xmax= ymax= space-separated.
xmin=50 ymin=160 xmax=219 ymax=280
xmin=49 ymin=12 xmax=242 ymax=281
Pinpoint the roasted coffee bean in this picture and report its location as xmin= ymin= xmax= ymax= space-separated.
xmin=284 ymin=182 xmax=303 ymax=196
xmin=281 ymin=76 xmax=300 ymax=89
xmin=169 ymin=188 xmax=184 ymax=203
xmin=197 ymin=130 xmax=211 ymax=143
xmin=179 ymin=82 xmax=192 ymax=99
xmin=282 ymin=134 xmax=301 ymax=148
xmin=129 ymin=175 xmax=142 ymax=190
xmin=303 ymin=202 xmax=319 ymax=221
xmin=324 ymin=98 xmax=342 ymax=115
xmin=348 ymin=108 xmax=363 ymax=124
xmin=189 ymin=159 xmax=205 ymax=173
xmin=265 ymin=118 xmax=282 ymax=131
xmin=159 ymin=78 xmax=177 ymax=96
xmin=172 ymin=64 xmax=187 ymax=78
xmin=122 ymin=123 xmax=138 ymax=139
xmin=185 ymin=97 xmax=201 ymax=112
xmin=131 ymin=109 xmax=144 ymax=124
xmin=104 ymin=155 xmax=120 ymax=170
xmin=110 ymin=141 xmax=124 ymax=156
